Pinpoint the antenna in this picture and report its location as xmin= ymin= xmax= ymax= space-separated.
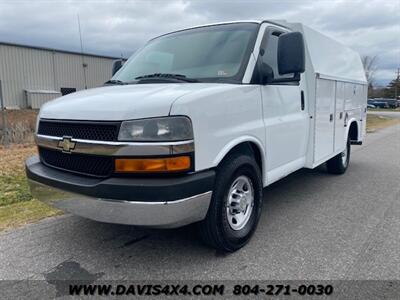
xmin=77 ymin=14 xmax=88 ymax=89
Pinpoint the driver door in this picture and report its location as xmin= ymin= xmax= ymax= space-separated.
xmin=258 ymin=27 xmax=309 ymax=182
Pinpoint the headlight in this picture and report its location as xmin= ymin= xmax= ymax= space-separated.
xmin=118 ymin=116 xmax=193 ymax=142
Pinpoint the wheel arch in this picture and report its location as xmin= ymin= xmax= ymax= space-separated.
xmin=213 ymin=136 xmax=266 ymax=185
xmin=346 ymin=118 xmax=359 ymax=141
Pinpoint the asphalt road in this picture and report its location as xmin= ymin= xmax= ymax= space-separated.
xmin=1 ymin=125 xmax=399 ymax=284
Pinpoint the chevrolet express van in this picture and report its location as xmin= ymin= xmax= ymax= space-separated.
xmin=26 ymin=20 xmax=367 ymax=251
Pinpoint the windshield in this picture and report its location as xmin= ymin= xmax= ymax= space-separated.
xmin=113 ymin=23 xmax=259 ymax=83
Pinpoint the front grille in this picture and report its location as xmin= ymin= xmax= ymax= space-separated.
xmin=39 ymin=147 xmax=113 ymax=177
xmin=38 ymin=120 xmax=120 ymax=141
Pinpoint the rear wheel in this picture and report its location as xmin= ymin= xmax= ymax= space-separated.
xmin=326 ymin=136 xmax=350 ymax=174
xmin=197 ymin=152 xmax=263 ymax=252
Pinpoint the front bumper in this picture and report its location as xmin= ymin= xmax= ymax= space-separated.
xmin=26 ymin=156 xmax=215 ymax=228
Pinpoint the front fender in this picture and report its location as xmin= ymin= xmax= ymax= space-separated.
xmin=213 ymin=136 xmax=265 ymax=166
xmin=213 ymin=136 xmax=266 ymax=185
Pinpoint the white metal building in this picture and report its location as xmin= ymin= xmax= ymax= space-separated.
xmin=0 ymin=42 xmax=122 ymax=109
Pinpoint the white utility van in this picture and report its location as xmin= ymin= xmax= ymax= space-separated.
xmin=26 ymin=20 xmax=367 ymax=251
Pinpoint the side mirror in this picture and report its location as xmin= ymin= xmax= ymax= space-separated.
xmin=277 ymin=32 xmax=305 ymax=75
xmin=112 ymin=59 xmax=124 ymax=76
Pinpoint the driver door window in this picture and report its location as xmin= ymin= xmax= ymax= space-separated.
xmin=260 ymin=31 xmax=293 ymax=81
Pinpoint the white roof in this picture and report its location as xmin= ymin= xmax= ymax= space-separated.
xmin=166 ymin=20 xmax=367 ymax=84
xmin=295 ymin=24 xmax=367 ymax=84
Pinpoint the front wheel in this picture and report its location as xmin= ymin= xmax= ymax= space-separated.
xmin=197 ymin=152 xmax=263 ymax=252
xmin=326 ymin=137 xmax=350 ymax=174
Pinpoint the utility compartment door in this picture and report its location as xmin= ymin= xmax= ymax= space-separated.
xmin=334 ymin=81 xmax=345 ymax=152
xmin=314 ymin=78 xmax=335 ymax=163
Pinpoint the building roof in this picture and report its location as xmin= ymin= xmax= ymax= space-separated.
xmin=0 ymin=41 xmax=125 ymax=60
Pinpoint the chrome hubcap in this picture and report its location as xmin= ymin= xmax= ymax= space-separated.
xmin=226 ymin=175 xmax=254 ymax=231
xmin=341 ymin=145 xmax=348 ymax=166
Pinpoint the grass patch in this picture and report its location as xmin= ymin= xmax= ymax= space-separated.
xmin=0 ymin=174 xmax=32 ymax=206
xmin=366 ymin=114 xmax=400 ymax=133
xmin=0 ymin=144 xmax=62 ymax=232
xmin=367 ymin=108 xmax=400 ymax=112
xmin=0 ymin=144 xmax=37 ymax=207
xmin=0 ymin=199 xmax=61 ymax=232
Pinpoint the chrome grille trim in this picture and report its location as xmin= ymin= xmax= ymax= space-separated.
xmin=35 ymin=134 xmax=194 ymax=156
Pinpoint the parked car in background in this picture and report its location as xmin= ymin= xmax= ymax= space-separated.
xmin=367 ymin=104 xmax=376 ymax=109
xmin=368 ymin=99 xmax=389 ymax=109
xmin=368 ymin=98 xmax=399 ymax=109
xmin=383 ymin=99 xmax=400 ymax=108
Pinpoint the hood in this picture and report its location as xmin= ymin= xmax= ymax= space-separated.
xmin=39 ymin=83 xmax=218 ymax=121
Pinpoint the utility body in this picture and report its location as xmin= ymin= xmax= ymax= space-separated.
xmin=26 ymin=20 xmax=367 ymax=251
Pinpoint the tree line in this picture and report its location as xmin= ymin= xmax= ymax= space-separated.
xmin=363 ymin=55 xmax=399 ymax=99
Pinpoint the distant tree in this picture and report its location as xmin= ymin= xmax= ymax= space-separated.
xmin=362 ymin=55 xmax=378 ymax=84
xmin=384 ymin=77 xmax=400 ymax=99
xmin=361 ymin=55 xmax=378 ymax=97
xmin=370 ymin=87 xmax=385 ymax=98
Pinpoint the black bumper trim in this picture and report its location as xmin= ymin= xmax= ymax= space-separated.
xmin=26 ymin=156 xmax=215 ymax=202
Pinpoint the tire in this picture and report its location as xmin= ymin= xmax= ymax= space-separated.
xmin=197 ymin=151 xmax=263 ymax=252
xmin=326 ymin=136 xmax=350 ymax=174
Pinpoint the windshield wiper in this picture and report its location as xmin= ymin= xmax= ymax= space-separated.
xmin=104 ymin=79 xmax=128 ymax=85
xmin=135 ymin=73 xmax=199 ymax=83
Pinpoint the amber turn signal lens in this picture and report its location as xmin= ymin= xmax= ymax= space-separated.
xmin=115 ymin=156 xmax=191 ymax=173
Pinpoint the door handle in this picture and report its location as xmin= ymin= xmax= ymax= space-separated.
xmin=300 ymin=90 xmax=305 ymax=111
xmin=329 ymin=114 xmax=333 ymax=122
xmin=339 ymin=112 xmax=343 ymax=119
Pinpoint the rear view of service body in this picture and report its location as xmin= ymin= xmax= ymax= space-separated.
xmin=26 ymin=20 xmax=367 ymax=251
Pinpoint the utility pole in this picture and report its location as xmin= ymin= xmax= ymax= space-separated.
xmin=395 ymin=68 xmax=400 ymax=100
xmin=77 ymin=14 xmax=88 ymax=90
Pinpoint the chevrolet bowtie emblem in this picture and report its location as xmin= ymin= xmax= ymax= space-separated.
xmin=58 ymin=136 xmax=76 ymax=153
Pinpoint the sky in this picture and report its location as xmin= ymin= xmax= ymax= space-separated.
xmin=0 ymin=0 xmax=399 ymax=86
